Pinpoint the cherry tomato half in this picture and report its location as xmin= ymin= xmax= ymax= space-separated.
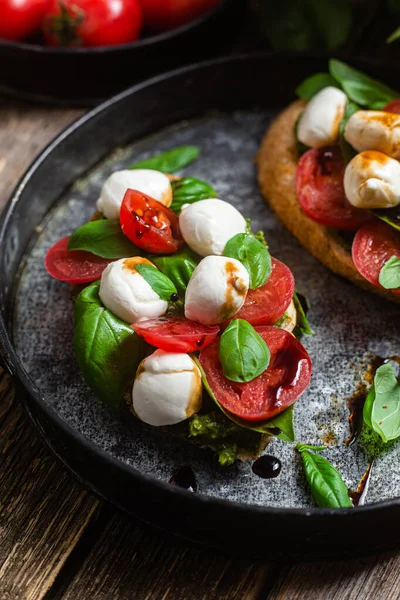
xmin=140 ymin=0 xmax=220 ymax=31
xmin=200 ymin=325 xmax=312 ymax=422
xmin=225 ymin=258 xmax=295 ymax=327
xmin=296 ymin=146 xmax=370 ymax=231
xmin=120 ymin=189 xmax=184 ymax=255
xmin=383 ymin=99 xmax=400 ymax=114
xmin=352 ymin=220 xmax=400 ymax=295
xmin=0 ymin=0 xmax=50 ymax=41
xmin=132 ymin=316 xmax=219 ymax=352
xmin=45 ymin=236 xmax=113 ymax=283
xmin=43 ymin=0 xmax=142 ymax=47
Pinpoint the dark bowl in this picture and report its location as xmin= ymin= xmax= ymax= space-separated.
xmin=0 ymin=0 xmax=244 ymax=106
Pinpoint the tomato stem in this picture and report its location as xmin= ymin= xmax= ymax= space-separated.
xmin=44 ymin=0 xmax=84 ymax=46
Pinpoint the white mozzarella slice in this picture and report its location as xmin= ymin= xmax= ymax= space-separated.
xmin=99 ymin=257 xmax=168 ymax=323
xmin=132 ymin=350 xmax=202 ymax=426
xmin=344 ymin=150 xmax=400 ymax=209
xmin=179 ymin=199 xmax=247 ymax=257
xmin=297 ymin=86 xmax=348 ymax=148
xmin=185 ymin=255 xmax=249 ymax=325
xmin=96 ymin=169 xmax=172 ymax=219
xmin=344 ymin=110 xmax=400 ymax=159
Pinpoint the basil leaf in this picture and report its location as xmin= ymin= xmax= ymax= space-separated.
xmin=296 ymin=72 xmax=340 ymax=100
xmin=370 ymin=363 xmax=400 ymax=443
xmin=244 ymin=218 xmax=268 ymax=248
xmin=296 ymin=444 xmax=353 ymax=508
xmin=68 ymin=219 xmax=141 ymax=259
xmin=363 ymin=385 xmax=375 ymax=429
xmin=150 ymin=245 xmax=199 ymax=295
xmin=224 ymin=233 xmax=271 ymax=290
xmin=293 ymin=291 xmax=314 ymax=336
xmin=129 ymin=146 xmax=199 ymax=173
xmin=135 ymin=263 xmax=177 ymax=300
xmin=339 ymin=101 xmax=359 ymax=164
xmin=74 ymin=283 xmax=144 ymax=408
xmin=170 ymin=177 xmax=217 ymax=213
xmin=379 ymin=256 xmax=400 ymax=289
xmin=219 ymin=319 xmax=270 ymax=383
xmin=387 ymin=27 xmax=400 ymax=44
xmin=329 ymin=59 xmax=399 ymax=107
xmin=373 ymin=207 xmax=400 ymax=232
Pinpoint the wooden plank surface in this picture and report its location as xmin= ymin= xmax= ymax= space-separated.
xmin=1 ymin=101 xmax=400 ymax=600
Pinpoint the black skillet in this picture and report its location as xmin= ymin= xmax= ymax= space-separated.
xmin=1 ymin=53 xmax=400 ymax=561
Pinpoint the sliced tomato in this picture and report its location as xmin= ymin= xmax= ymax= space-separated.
xmin=352 ymin=220 xmax=400 ymax=295
xmin=120 ymin=189 xmax=183 ymax=255
xmin=296 ymin=146 xmax=370 ymax=231
xmin=45 ymin=236 xmax=113 ymax=284
xmin=200 ymin=325 xmax=312 ymax=422
xmin=383 ymin=99 xmax=400 ymax=114
xmin=132 ymin=317 xmax=219 ymax=352
xmin=225 ymin=258 xmax=295 ymax=327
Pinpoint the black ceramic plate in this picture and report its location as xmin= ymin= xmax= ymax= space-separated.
xmin=1 ymin=54 xmax=400 ymax=561
xmin=0 ymin=0 xmax=243 ymax=106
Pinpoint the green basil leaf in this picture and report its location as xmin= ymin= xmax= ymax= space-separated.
xmin=128 ymin=146 xmax=199 ymax=173
xmin=170 ymin=177 xmax=217 ymax=213
xmin=329 ymin=59 xmax=399 ymax=107
xmin=296 ymin=444 xmax=353 ymax=508
xmin=293 ymin=291 xmax=314 ymax=336
xmin=219 ymin=319 xmax=270 ymax=383
xmin=363 ymin=384 xmax=375 ymax=429
xmin=387 ymin=27 xmax=400 ymax=44
xmin=150 ymin=245 xmax=199 ymax=295
xmin=379 ymin=256 xmax=400 ymax=289
xmin=244 ymin=218 xmax=269 ymax=248
xmin=295 ymin=72 xmax=340 ymax=100
xmin=339 ymin=101 xmax=359 ymax=164
xmin=373 ymin=207 xmax=400 ymax=232
xmin=74 ymin=283 xmax=144 ymax=408
xmin=68 ymin=219 xmax=141 ymax=259
xmin=224 ymin=233 xmax=271 ymax=290
xmin=134 ymin=263 xmax=177 ymax=300
xmin=370 ymin=363 xmax=400 ymax=443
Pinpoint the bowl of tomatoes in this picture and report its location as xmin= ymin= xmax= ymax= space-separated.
xmin=0 ymin=0 xmax=244 ymax=105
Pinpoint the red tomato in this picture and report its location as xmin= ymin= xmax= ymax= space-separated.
xmin=225 ymin=258 xmax=295 ymax=327
xmin=43 ymin=0 xmax=142 ymax=47
xmin=120 ymin=189 xmax=184 ymax=255
xmin=352 ymin=220 xmax=400 ymax=295
xmin=132 ymin=317 xmax=219 ymax=352
xmin=383 ymin=99 xmax=400 ymax=114
xmin=296 ymin=146 xmax=370 ymax=231
xmin=140 ymin=0 xmax=220 ymax=31
xmin=45 ymin=236 xmax=113 ymax=283
xmin=0 ymin=0 xmax=50 ymax=41
xmin=200 ymin=325 xmax=312 ymax=422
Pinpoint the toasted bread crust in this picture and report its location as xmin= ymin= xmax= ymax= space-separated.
xmin=256 ymin=99 xmax=400 ymax=304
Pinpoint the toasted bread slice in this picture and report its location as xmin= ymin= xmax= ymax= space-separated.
xmin=256 ymin=99 xmax=400 ymax=304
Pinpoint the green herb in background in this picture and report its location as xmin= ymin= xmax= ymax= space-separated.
xmin=296 ymin=73 xmax=340 ymax=100
xmin=293 ymin=291 xmax=314 ymax=337
xmin=171 ymin=177 xmax=217 ymax=213
xmin=129 ymin=146 xmax=199 ymax=172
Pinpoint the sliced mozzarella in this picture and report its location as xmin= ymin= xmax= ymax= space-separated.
xmin=277 ymin=299 xmax=297 ymax=333
xmin=179 ymin=199 xmax=246 ymax=257
xmin=99 ymin=257 xmax=168 ymax=323
xmin=132 ymin=350 xmax=202 ymax=426
xmin=185 ymin=256 xmax=249 ymax=325
xmin=96 ymin=169 xmax=172 ymax=219
xmin=344 ymin=150 xmax=400 ymax=209
xmin=297 ymin=87 xmax=348 ymax=148
xmin=344 ymin=110 xmax=400 ymax=159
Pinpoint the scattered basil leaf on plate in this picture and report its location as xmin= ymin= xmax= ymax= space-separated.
xmin=293 ymin=291 xmax=314 ymax=336
xmin=296 ymin=443 xmax=353 ymax=508
xmin=339 ymin=101 xmax=359 ymax=164
xmin=379 ymin=256 xmax=400 ymax=290
xmin=295 ymin=72 xmax=340 ymax=100
xmin=74 ymin=282 xmax=144 ymax=408
xmin=68 ymin=219 xmax=141 ymax=259
xmin=369 ymin=363 xmax=400 ymax=443
xmin=373 ymin=206 xmax=400 ymax=232
xmin=135 ymin=263 xmax=178 ymax=300
xmin=170 ymin=177 xmax=217 ymax=213
xmin=224 ymin=233 xmax=271 ymax=290
xmin=219 ymin=319 xmax=270 ymax=383
xmin=150 ymin=245 xmax=199 ymax=295
xmin=387 ymin=26 xmax=400 ymax=44
xmin=128 ymin=146 xmax=199 ymax=173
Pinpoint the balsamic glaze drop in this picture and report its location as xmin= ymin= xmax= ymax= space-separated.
xmin=169 ymin=466 xmax=197 ymax=492
xmin=252 ymin=455 xmax=282 ymax=479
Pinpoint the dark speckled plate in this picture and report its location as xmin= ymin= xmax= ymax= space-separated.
xmin=1 ymin=55 xmax=400 ymax=560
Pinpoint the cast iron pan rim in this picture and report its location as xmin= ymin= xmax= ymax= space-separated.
xmin=1 ymin=51 xmax=399 ymax=520
xmin=0 ymin=0 xmax=229 ymax=54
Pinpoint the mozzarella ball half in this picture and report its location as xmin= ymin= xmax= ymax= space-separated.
xmin=132 ymin=350 xmax=202 ymax=426
xmin=185 ymin=256 xmax=249 ymax=325
xmin=344 ymin=110 xmax=400 ymax=159
xmin=179 ymin=199 xmax=247 ymax=257
xmin=297 ymin=86 xmax=348 ymax=148
xmin=96 ymin=169 xmax=172 ymax=219
xmin=344 ymin=150 xmax=400 ymax=209
xmin=99 ymin=257 xmax=168 ymax=323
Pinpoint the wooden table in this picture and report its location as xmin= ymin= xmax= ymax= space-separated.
xmin=1 ymin=100 xmax=400 ymax=600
